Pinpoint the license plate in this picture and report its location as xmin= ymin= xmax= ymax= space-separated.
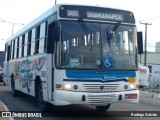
xmin=125 ymin=94 xmax=137 ymax=99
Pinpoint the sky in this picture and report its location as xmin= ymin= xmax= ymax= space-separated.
xmin=0 ymin=0 xmax=160 ymax=51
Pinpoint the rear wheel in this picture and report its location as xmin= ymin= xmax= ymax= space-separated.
xmin=95 ymin=104 xmax=111 ymax=111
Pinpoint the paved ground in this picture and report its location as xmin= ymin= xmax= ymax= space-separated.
xmin=0 ymin=100 xmax=15 ymax=120
xmin=0 ymin=89 xmax=14 ymax=120
xmin=0 ymin=101 xmax=6 ymax=111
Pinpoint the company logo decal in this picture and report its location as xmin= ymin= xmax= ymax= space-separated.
xmin=14 ymin=56 xmax=46 ymax=92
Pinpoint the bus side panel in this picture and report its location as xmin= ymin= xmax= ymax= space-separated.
xmin=45 ymin=54 xmax=53 ymax=101
xmin=54 ymin=69 xmax=66 ymax=101
xmin=14 ymin=55 xmax=48 ymax=97
xmin=3 ymin=59 xmax=21 ymax=91
xmin=16 ymin=58 xmax=29 ymax=94
xmin=24 ymin=56 xmax=36 ymax=96
xmin=12 ymin=59 xmax=21 ymax=91
xmin=36 ymin=54 xmax=49 ymax=101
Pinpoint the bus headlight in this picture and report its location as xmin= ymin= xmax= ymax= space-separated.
xmin=130 ymin=84 xmax=135 ymax=89
xmin=64 ymin=84 xmax=72 ymax=90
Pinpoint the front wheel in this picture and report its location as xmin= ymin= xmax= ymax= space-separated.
xmin=95 ymin=104 xmax=111 ymax=111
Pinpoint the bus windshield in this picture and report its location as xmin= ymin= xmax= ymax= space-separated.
xmin=57 ymin=20 xmax=137 ymax=70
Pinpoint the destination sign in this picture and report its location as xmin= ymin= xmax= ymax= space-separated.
xmin=86 ymin=11 xmax=124 ymax=21
xmin=59 ymin=5 xmax=135 ymax=23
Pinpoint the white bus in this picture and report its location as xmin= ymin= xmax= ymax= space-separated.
xmin=138 ymin=65 xmax=150 ymax=88
xmin=3 ymin=4 xmax=142 ymax=111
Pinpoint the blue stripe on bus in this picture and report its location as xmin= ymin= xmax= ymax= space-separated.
xmin=63 ymin=78 xmax=128 ymax=82
xmin=66 ymin=70 xmax=136 ymax=80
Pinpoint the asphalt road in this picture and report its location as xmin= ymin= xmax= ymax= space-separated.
xmin=0 ymin=82 xmax=160 ymax=120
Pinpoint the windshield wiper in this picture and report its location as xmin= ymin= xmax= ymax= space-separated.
xmin=107 ymin=22 xmax=121 ymax=50
xmin=105 ymin=28 xmax=111 ymax=50
xmin=112 ymin=22 xmax=121 ymax=32
xmin=78 ymin=19 xmax=89 ymax=35
xmin=78 ymin=19 xmax=93 ymax=50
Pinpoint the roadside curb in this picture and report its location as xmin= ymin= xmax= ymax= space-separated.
xmin=0 ymin=100 xmax=14 ymax=120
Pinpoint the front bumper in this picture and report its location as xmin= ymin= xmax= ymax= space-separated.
xmin=54 ymin=90 xmax=139 ymax=105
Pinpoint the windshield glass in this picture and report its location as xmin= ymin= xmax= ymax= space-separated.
xmin=57 ymin=21 xmax=137 ymax=70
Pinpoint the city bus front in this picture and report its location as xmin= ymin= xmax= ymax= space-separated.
xmin=53 ymin=5 xmax=139 ymax=111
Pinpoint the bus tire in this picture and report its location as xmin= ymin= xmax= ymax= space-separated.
xmin=95 ymin=104 xmax=111 ymax=111
xmin=37 ymin=82 xmax=48 ymax=111
xmin=11 ymin=76 xmax=18 ymax=97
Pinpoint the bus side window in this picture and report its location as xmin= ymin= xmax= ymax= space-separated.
xmin=16 ymin=38 xmax=19 ymax=58
xmin=9 ymin=42 xmax=12 ymax=60
xmin=35 ymin=25 xmax=40 ymax=54
xmin=28 ymin=30 xmax=32 ymax=56
xmin=21 ymin=34 xmax=25 ymax=57
xmin=39 ymin=22 xmax=47 ymax=53
xmin=12 ymin=40 xmax=15 ymax=59
xmin=14 ymin=38 xmax=17 ymax=59
xmin=31 ymin=28 xmax=36 ymax=55
xmin=18 ymin=36 xmax=22 ymax=58
xmin=6 ymin=45 xmax=11 ymax=61
xmin=24 ymin=33 xmax=28 ymax=57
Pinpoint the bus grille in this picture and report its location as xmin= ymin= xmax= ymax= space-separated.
xmin=87 ymin=94 xmax=117 ymax=105
xmin=83 ymin=83 xmax=119 ymax=92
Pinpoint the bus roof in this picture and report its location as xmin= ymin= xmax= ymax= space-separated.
xmin=5 ymin=4 xmax=135 ymax=43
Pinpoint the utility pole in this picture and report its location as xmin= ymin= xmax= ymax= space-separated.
xmin=55 ymin=0 xmax=57 ymax=5
xmin=1 ymin=21 xmax=25 ymax=35
xmin=140 ymin=21 xmax=152 ymax=66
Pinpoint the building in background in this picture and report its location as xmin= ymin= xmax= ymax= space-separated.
xmin=139 ymin=52 xmax=160 ymax=64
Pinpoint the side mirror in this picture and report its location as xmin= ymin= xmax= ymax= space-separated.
xmin=137 ymin=32 xmax=143 ymax=54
